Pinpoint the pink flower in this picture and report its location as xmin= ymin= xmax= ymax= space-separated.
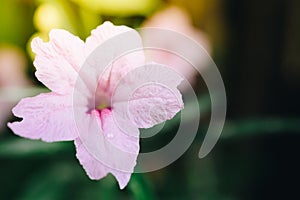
xmin=8 ymin=22 xmax=183 ymax=189
xmin=142 ymin=6 xmax=211 ymax=86
xmin=0 ymin=46 xmax=30 ymax=130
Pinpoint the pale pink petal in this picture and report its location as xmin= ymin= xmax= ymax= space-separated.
xmin=100 ymin=109 xmax=139 ymax=154
xmin=85 ymin=21 xmax=145 ymax=97
xmin=128 ymin=84 xmax=183 ymax=128
xmin=7 ymin=93 xmax=77 ymax=142
xmin=97 ymin=52 xmax=145 ymax=97
xmin=74 ymin=138 xmax=109 ymax=180
xmin=75 ymin=138 xmax=132 ymax=189
xmin=32 ymin=29 xmax=84 ymax=94
xmin=74 ymin=108 xmax=139 ymax=189
xmin=85 ymin=21 xmax=135 ymax=55
xmin=112 ymin=63 xmax=184 ymax=129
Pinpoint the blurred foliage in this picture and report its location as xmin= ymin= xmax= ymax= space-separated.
xmin=0 ymin=0 xmax=35 ymax=47
xmin=1 ymin=0 xmax=300 ymax=199
xmin=71 ymin=0 xmax=161 ymax=16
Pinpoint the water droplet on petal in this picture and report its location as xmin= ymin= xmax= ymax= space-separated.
xmin=125 ymin=143 xmax=130 ymax=147
xmin=106 ymin=133 xmax=114 ymax=138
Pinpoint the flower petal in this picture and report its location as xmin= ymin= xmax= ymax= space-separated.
xmin=112 ymin=63 xmax=184 ymax=129
xmin=129 ymin=83 xmax=183 ymax=128
xmin=74 ymin=108 xmax=139 ymax=189
xmin=7 ymin=93 xmax=77 ymax=142
xmin=85 ymin=22 xmax=145 ymax=95
xmin=32 ymin=29 xmax=84 ymax=94
xmin=100 ymin=109 xmax=139 ymax=154
xmin=75 ymin=138 xmax=132 ymax=189
xmin=85 ymin=21 xmax=134 ymax=55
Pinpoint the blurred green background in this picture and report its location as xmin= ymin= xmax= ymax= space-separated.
xmin=1 ymin=0 xmax=300 ymax=199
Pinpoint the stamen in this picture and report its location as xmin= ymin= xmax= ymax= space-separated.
xmin=97 ymin=103 xmax=109 ymax=110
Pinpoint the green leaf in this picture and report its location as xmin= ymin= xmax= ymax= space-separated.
xmin=128 ymin=173 xmax=157 ymax=200
xmin=17 ymin=162 xmax=76 ymax=200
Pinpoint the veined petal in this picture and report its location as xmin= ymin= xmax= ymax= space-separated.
xmin=32 ymin=29 xmax=85 ymax=94
xmin=129 ymin=84 xmax=184 ymax=128
xmin=74 ymin=109 xmax=139 ymax=189
xmin=7 ymin=93 xmax=77 ymax=142
xmin=85 ymin=21 xmax=135 ymax=55
xmin=75 ymin=138 xmax=133 ymax=189
xmin=85 ymin=21 xmax=145 ymax=96
xmin=112 ymin=63 xmax=184 ymax=129
xmin=100 ymin=109 xmax=139 ymax=154
xmin=97 ymin=51 xmax=145 ymax=97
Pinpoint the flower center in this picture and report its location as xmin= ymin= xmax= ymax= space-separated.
xmin=97 ymin=103 xmax=110 ymax=110
xmin=95 ymin=89 xmax=111 ymax=110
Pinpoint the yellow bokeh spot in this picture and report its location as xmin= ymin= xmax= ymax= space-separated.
xmin=72 ymin=0 xmax=160 ymax=16
xmin=33 ymin=3 xmax=65 ymax=32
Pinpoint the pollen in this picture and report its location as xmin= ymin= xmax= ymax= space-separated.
xmin=97 ymin=103 xmax=109 ymax=110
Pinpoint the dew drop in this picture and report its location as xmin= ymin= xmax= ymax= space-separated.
xmin=106 ymin=133 xmax=114 ymax=138
xmin=125 ymin=143 xmax=130 ymax=147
